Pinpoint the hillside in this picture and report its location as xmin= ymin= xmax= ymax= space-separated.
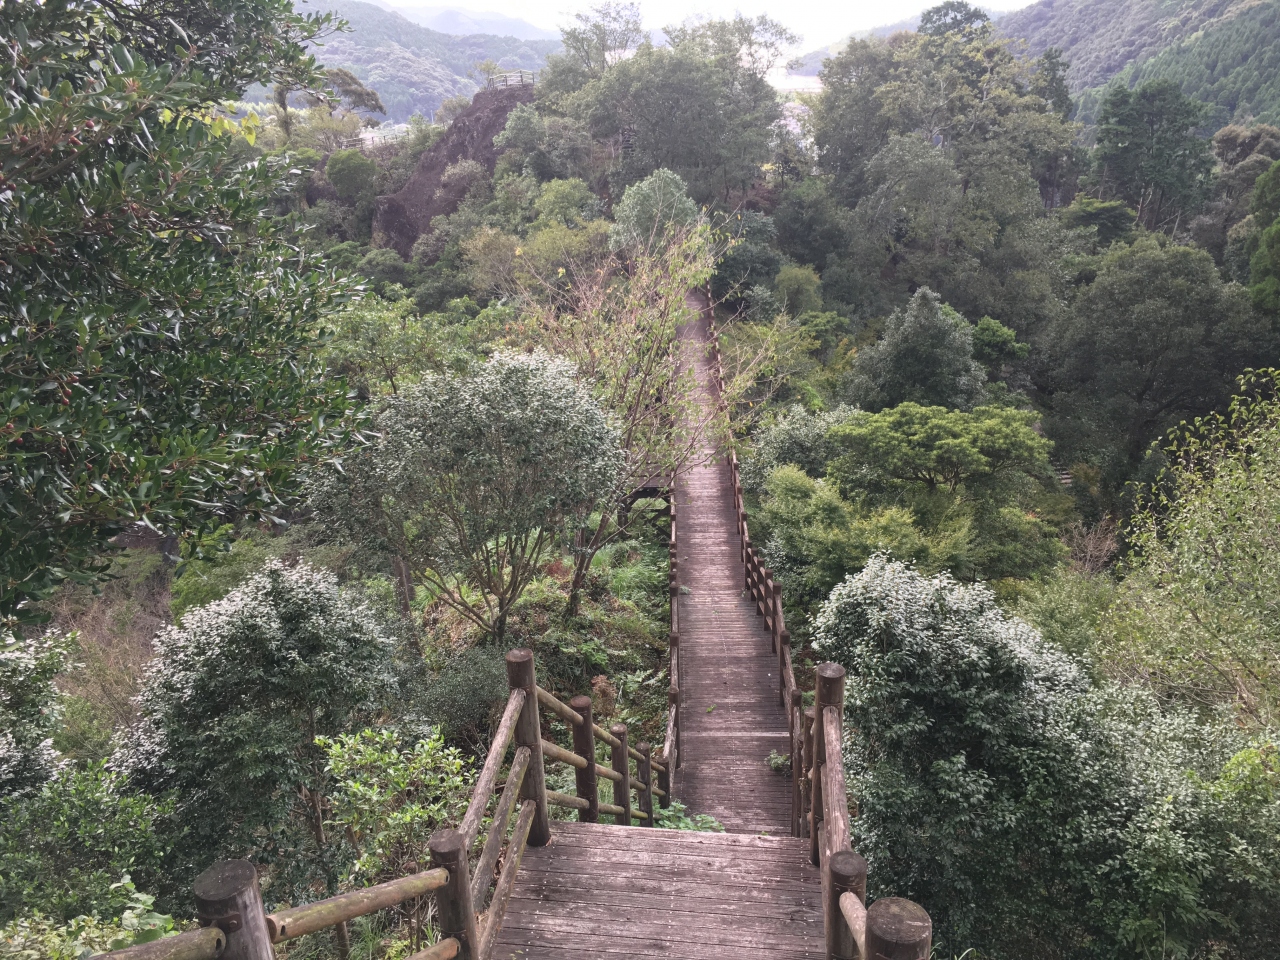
xmin=302 ymin=0 xmax=559 ymax=120
xmin=997 ymin=0 xmax=1249 ymax=90
xmin=386 ymin=4 xmax=558 ymax=40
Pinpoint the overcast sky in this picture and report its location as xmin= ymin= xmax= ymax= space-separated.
xmin=391 ymin=0 xmax=1031 ymax=49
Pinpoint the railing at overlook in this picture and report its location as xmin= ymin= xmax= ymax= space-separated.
xmin=485 ymin=71 xmax=535 ymax=90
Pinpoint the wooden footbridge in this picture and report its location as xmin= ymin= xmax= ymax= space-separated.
xmin=108 ymin=308 xmax=932 ymax=960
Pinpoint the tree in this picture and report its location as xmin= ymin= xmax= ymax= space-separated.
xmin=1041 ymin=236 xmax=1270 ymax=486
xmin=309 ymin=353 xmax=623 ymax=643
xmin=608 ymin=169 xmax=701 ymax=250
xmin=1110 ymin=371 xmax=1280 ymax=724
xmin=326 ymin=148 xmax=378 ymax=201
xmin=773 ymin=265 xmax=823 ymax=316
xmin=1 ymin=0 xmax=355 ymax=623
xmin=918 ymin=0 xmax=990 ymax=37
xmin=532 ymin=178 xmax=600 ymax=227
xmin=1092 ymin=79 xmax=1214 ymax=231
xmin=325 ymin=296 xmax=447 ymax=397
xmin=548 ymin=1 xmax=645 ymax=89
xmin=830 ymin=403 xmax=1051 ymax=495
xmin=843 ymin=288 xmax=987 ymax=411
xmin=115 ymin=562 xmax=393 ymax=901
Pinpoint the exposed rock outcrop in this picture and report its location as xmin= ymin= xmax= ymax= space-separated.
xmin=373 ymin=84 xmax=536 ymax=256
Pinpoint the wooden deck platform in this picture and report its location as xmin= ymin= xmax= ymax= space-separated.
xmin=670 ymin=311 xmax=795 ymax=837
xmin=489 ymin=822 xmax=823 ymax=959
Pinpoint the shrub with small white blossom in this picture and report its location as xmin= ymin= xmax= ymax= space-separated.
xmin=813 ymin=555 xmax=1280 ymax=959
xmin=115 ymin=561 xmax=394 ymax=900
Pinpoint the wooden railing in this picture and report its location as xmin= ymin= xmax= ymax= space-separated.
xmin=102 ymin=648 xmax=669 ymax=960
xmin=663 ymin=492 xmax=681 ymax=775
xmin=799 ymin=662 xmax=933 ymax=960
xmin=486 ymin=70 xmax=535 ymax=90
xmin=705 ymin=309 xmax=804 ymax=837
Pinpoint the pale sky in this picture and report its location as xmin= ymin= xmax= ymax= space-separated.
xmin=390 ymin=0 xmax=1031 ymax=49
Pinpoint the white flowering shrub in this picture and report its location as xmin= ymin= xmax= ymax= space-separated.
xmin=309 ymin=351 xmax=622 ymax=644
xmin=813 ymin=555 xmax=1280 ymax=959
xmin=115 ymin=561 xmax=393 ymax=898
xmin=0 ymin=630 xmax=71 ymax=798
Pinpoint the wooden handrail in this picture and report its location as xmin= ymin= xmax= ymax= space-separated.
xmin=536 ymin=686 xmax=583 ymax=727
xmin=97 ymin=927 xmax=224 ymax=960
xmin=268 ymin=868 xmax=449 ymax=941
xmin=471 ymin=746 xmax=531 ymax=905
xmin=408 ymin=938 xmax=460 ymax=960
xmin=459 ymin=687 xmax=526 ymax=849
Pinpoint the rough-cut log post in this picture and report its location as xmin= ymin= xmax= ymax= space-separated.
xmin=429 ymin=829 xmax=479 ymax=960
xmin=657 ymin=740 xmax=672 ymax=808
xmin=610 ymin=722 xmax=631 ymax=825
xmin=866 ymin=898 xmax=932 ymax=960
xmin=791 ymin=688 xmax=803 ymax=838
xmin=827 ymin=849 xmax=868 ymax=960
xmin=801 ymin=705 xmax=815 ymax=840
xmin=669 ymin=683 xmax=681 ymax=770
xmin=570 ymin=695 xmax=598 ymax=823
xmin=811 ymin=663 xmax=845 ymax=866
xmin=638 ymin=742 xmax=654 ymax=826
xmin=193 ymin=860 xmax=274 ymax=960
xmin=505 ymin=649 xmax=550 ymax=847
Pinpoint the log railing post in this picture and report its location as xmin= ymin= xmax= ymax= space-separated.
xmin=669 ymin=682 xmax=681 ymax=770
xmin=193 ymin=860 xmax=273 ymax=960
xmin=791 ymin=688 xmax=803 ymax=838
xmin=638 ymin=742 xmax=654 ymax=826
xmin=866 ymin=898 xmax=932 ymax=960
xmin=657 ymin=742 xmax=671 ymax=807
xmin=505 ymin=649 xmax=550 ymax=847
xmin=430 ymin=829 xmax=480 ymax=960
xmin=570 ymin=694 xmax=598 ymax=823
xmin=827 ymin=849 xmax=868 ymax=960
xmin=801 ymin=705 xmax=815 ymax=840
xmin=610 ymin=722 xmax=631 ymax=826
xmin=810 ymin=663 xmax=845 ymax=866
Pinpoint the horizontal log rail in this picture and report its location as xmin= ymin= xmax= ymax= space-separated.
xmin=95 ymin=926 xmax=226 ymax=960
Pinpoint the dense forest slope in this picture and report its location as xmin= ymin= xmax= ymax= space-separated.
xmin=307 ymin=0 xmax=558 ymax=120
xmin=998 ymin=0 xmax=1278 ymax=124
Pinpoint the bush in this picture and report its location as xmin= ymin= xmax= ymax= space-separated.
xmin=0 ymin=763 xmax=173 ymax=922
xmin=0 ymin=631 xmax=70 ymax=798
xmin=739 ymin=404 xmax=859 ymax=492
xmin=115 ymin=561 xmax=394 ymax=899
xmin=418 ymin=647 xmax=511 ymax=751
xmin=0 ymin=880 xmax=176 ymax=959
xmin=326 ymin=149 xmax=378 ymax=201
xmin=813 ymin=555 xmax=1280 ymax=959
xmin=320 ymin=729 xmax=471 ymax=884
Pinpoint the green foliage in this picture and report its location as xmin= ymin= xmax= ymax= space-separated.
xmin=115 ymin=562 xmax=393 ymax=897
xmin=1 ymin=1 xmax=356 ymax=621
xmin=1092 ymin=79 xmax=1214 ymax=230
xmin=417 ymin=647 xmax=512 ymax=750
xmin=650 ymin=799 xmax=725 ymax=833
xmin=970 ymin=316 xmax=1028 ymax=379
xmin=842 ymin=289 xmax=987 ymax=411
xmin=608 ymin=169 xmax=700 ymax=251
xmin=0 ymin=764 xmax=173 ymax=922
xmin=739 ymin=404 xmax=859 ymax=492
xmin=1107 ymin=371 xmax=1280 ymax=724
xmin=0 ymin=879 xmax=177 ymax=959
xmin=1042 ymin=235 xmax=1270 ymax=488
xmin=325 ymin=296 xmax=450 ymax=397
xmin=830 ymin=403 xmax=1052 ymax=495
xmin=1059 ymin=196 xmax=1137 ymax=247
xmin=533 ymin=178 xmax=599 ymax=227
xmin=814 ymin=555 xmax=1280 ymax=959
xmin=773 ymin=265 xmax=823 ymax=317
xmin=320 ymin=729 xmax=471 ymax=883
xmin=1248 ymin=219 xmax=1280 ymax=313
xmin=0 ymin=631 xmax=69 ymax=797
xmin=326 ymin=148 xmax=378 ymax=201
xmin=310 ymin=352 xmax=623 ymax=644
xmin=711 ymin=211 xmax=781 ymax=301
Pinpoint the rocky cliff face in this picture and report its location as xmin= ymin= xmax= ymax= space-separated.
xmin=373 ymin=84 xmax=536 ymax=256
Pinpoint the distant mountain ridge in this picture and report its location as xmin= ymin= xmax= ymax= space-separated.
xmin=298 ymin=0 xmax=559 ymax=121
xmin=384 ymin=4 xmax=559 ymax=41
xmin=996 ymin=0 xmax=1279 ymax=126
